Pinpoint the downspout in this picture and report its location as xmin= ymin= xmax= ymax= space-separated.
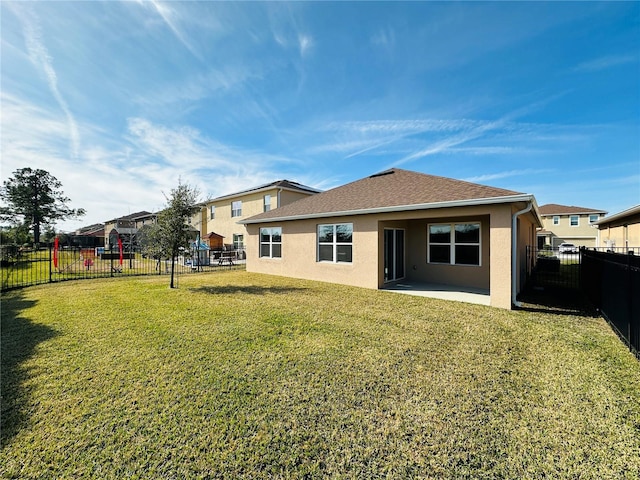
xmin=512 ymin=201 xmax=533 ymax=308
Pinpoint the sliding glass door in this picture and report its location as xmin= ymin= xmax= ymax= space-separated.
xmin=384 ymin=228 xmax=405 ymax=282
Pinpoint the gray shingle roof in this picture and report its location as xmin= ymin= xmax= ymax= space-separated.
xmin=242 ymin=168 xmax=527 ymax=224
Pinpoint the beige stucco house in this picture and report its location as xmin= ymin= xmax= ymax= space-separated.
xmin=537 ymin=204 xmax=607 ymax=249
xmin=241 ymin=169 xmax=541 ymax=310
xmin=192 ymin=180 xmax=320 ymax=254
xmin=594 ymin=204 xmax=640 ymax=252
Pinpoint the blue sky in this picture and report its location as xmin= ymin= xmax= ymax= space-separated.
xmin=1 ymin=1 xmax=639 ymax=232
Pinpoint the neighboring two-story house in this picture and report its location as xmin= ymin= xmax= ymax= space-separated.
xmin=537 ymin=204 xmax=607 ymax=249
xmin=103 ymin=211 xmax=154 ymax=250
xmin=192 ymin=180 xmax=321 ymax=255
xmin=594 ymin=204 xmax=640 ymax=252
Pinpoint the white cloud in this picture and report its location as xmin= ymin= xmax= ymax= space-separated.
xmin=573 ymin=54 xmax=637 ymax=73
xmin=298 ymin=34 xmax=313 ymax=57
xmin=463 ymin=168 xmax=554 ymax=183
xmin=143 ymin=0 xmax=204 ymax=61
xmin=8 ymin=4 xmax=80 ymax=158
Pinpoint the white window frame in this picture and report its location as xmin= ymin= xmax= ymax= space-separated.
xmin=427 ymin=222 xmax=481 ymax=266
xmin=231 ymin=201 xmax=242 ymax=218
xmin=210 ymin=205 xmax=215 ymax=220
xmin=317 ymin=223 xmax=353 ymax=264
xmin=264 ymin=195 xmax=271 ymax=213
xmin=233 ymin=234 xmax=244 ymax=250
xmin=553 ymin=216 xmax=560 ymax=226
xmin=570 ymin=215 xmax=579 ymax=227
xmin=260 ymin=227 xmax=282 ymax=258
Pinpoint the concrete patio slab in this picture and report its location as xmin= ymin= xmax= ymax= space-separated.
xmin=382 ymin=282 xmax=491 ymax=306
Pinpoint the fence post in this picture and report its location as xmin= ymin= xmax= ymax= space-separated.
xmin=49 ymin=243 xmax=52 ymax=284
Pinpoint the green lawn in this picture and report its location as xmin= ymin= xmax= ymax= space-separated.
xmin=2 ymin=272 xmax=639 ymax=479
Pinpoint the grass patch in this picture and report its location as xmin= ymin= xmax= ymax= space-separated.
xmin=2 ymin=272 xmax=639 ymax=478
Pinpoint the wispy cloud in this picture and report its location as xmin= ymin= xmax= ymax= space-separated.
xmin=140 ymin=0 xmax=203 ymax=61
xmin=463 ymin=168 xmax=554 ymax=183
xmin=390 ymin=96 xmax=567 ymax=167
xmin=309 ymin=119 xmax=484 ymax=158
xmin=371 ymin=28 xmax=395 ymax=51
xmin=573 ymin=54 xmax=637 ymax=73
xmin=9 ymin=4 xmax=80 ymax=158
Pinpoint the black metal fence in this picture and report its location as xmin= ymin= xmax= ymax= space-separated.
xmin=526 ymin=246 xmax=582 ymax=291
xmin=1 ymin=244 xmax=245 ymax=292
xmin=581 ymin=249 xmax=639 ymax=358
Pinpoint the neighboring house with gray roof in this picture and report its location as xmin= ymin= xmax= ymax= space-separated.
xmin=192 ymin=179 xmax=321 ymax=254
xmin=241 ymin=168 xmax=542 ymax=309
xmin=104 ymin=211 xmax=153 ymax=249
xmin=537 ymin=204 xmax=607 ymax=249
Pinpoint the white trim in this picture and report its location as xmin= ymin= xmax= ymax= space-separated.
xmin=241 ymin=194 xmax=538 ymax=225
xmin=427 ymin=222 xmax=482 ymax=267
xmin=317 ymin=223 xmax=353 ymax=264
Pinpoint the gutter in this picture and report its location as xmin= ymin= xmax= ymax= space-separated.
xmin=512 ymin=201 xmax=533 ymax=308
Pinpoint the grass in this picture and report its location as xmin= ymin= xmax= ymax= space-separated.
xmin=2 ymin=271 xmax=639 ymax=479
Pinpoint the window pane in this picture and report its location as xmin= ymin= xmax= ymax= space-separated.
xmin=272 ymin=244 xmax=282 ymax=258
xmin=430 ymin=245 xmax=450 ymax=264
xmin=260 ymin=228 xmax=271 ymax=242
xmin=272 ymin=228 xmax=282 ymax=243
xmin=455 ymin=223 xmax=480 ymax=243
xmin=429 ymin=225 xmax=451 ymax=243
xmin=336 ymin=245 xmax=352 ymax=263
xmin=260 ymin=244 xmax=271 ymax=257
xmin=570 ymin=216 xmax=578 ymax=226
xmin=318 ymin=244 xmax=333 ymax=261
xmin=336 ymin=224 xmax=353 ymax=243
xmin=318 ymin=225 xmax=334 ymax=243
xmin=455 ymin=245 xmax=480 ymax=265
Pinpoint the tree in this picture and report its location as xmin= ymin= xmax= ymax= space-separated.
xmin=0 ymin=168 xmax=85 ymax=246
xmin=155 ymin=181 xmax=201 ymax=288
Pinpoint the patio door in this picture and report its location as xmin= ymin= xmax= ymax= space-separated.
xmin=384 ymin=229 xmax=405 ymax=282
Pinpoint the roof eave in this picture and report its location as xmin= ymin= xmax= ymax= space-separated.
xmin=205 ymin=184 xmax=320 ymax=204
xmin=594 ymin=204 xmax=640 ymax=226
xmin=240 ymin=194 xmax=536 ymax=225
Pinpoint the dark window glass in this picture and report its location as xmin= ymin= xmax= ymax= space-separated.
xmin=336 ymin=245 xmax=352 ymax=263
xmin=260 ymin=244 xmax=271 ymax=258
xmin=260 ymin=228 xmax=271 ymax=242
xmin=272 ymin=229 xmax=281 ymax=243
xmin=429 ymin=225 xmax=451 ymax=243
xmin=336 ymin=224 xmax=353 ymax=243
xmin=455 ymin=224 xmax=480 ymax=243
xmin=318 ymin=225 xmax=334 ymax=243
xmin=455 ymin=245 xmax=480 ymax=265
xmin=318 ymin=244 xmax=333 ymax=262
xmin=430 ymin=245 xmax=450 ymax=264
xmin=272 ymin=244 xmax=282 ymax=258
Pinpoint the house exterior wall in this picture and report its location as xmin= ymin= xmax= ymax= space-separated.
xmin=245 ymin=203 xmax=532 ymax=309
xmin=597 ymin=211 xmax=640 ymax=249
xmin=194 ymin=188 xmax=316 ymax=249
xmin=540 ymin=213 xmax=604 ymax=248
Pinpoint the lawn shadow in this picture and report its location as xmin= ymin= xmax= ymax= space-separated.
xmin=1 ymin=291 xmax=58 ymax=447
xmin=190 ymin=285 xmax=308 ymax=296
xmin=517 ymin=287 xmax=599 ymax=318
